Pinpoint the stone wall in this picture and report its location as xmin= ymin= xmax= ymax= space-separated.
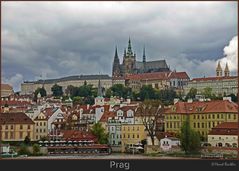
xmin=144 ymin=145 xmax=161 ymax=154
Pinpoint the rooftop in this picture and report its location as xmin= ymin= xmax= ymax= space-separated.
xmin=0 ymin=112 xmax=35 ymax=124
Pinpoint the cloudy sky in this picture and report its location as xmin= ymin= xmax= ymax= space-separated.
xmin=2 ymin=1 xmax=238 ymax=92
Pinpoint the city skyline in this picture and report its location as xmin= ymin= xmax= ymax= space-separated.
xmin=2 ymin=1 xmax=238 ymax=91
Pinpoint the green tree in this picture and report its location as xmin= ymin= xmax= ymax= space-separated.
xmin=18 ymin=144 xmax=30 ymax=155
xmin=202 ymin=87 xmax=212 ymax=99
xmin=228 ymin=94 xmax=238 ymax=102
xmin=24 ymin=136 xmax=31 ymax=145
xmin=65 ymin=85 xmax=78 ymax=97
xmin=105 ymin=89 xmax=112 ymax=98
xmin=139 ymin=85 xmax=156 ymax=101
xmin=180 ymin=117 xmax=201 ymax=154
xmin=110 ymin=84 xmax=132 ymax=99
xmin=157 ymin=89 xmax=177 ymax=105
xmin=78 ymin=84 xmax=93 ymax=97
xmin=186 ymin=87 xmax=197 ymax=99
xmin=33 ymin=87 xmax=47 ymax=101
xmin=51 ymin=84 xmax=63 ymax=97
xmin=32 ymin=144 xmax=40 ymax=155
xmin=91 ymin=123 xmax=108 ymax=144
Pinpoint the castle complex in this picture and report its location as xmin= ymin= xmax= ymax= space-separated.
xmin=112 ymin=38 xmax=170 ymax=78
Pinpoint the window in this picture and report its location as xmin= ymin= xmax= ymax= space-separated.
xmin=202 ymin=123 xmax=204 ymax=128
xmin=228 ymin=114 xmax=231 ymax=119
xmin=197 ymin=115 xmax=199 ymax=119
xmin=208 ymin=122 xmax=211 ymax=128
xmin=44 ymin=122 xmax=46 ymax=126
xmin=132 ymin=134 xmax=135 ymax=138
xmin=217 ymin=114 xmax=219 ymax=119
xmin=5 ymin=125 xmax=8 ymax=130
xmin=194 ymin=123 xmax=196 ymax=128
xmin=137 ymin=127 xmax=139 ymax=131
xmin=11 ymin=125 xmax=13 ymax=130
xmin=212 ymin=115 xmax=215 ymax=119
xmin=128 ymin=134 xmax=130 ymax=138
xmin=198 ymin=123 xmax=200 ymax=128
xmin=20 ymin=125 xmax=23 ymax=130
xmin=10 ymin=132 xmax=14 ymax=139
xmin=40 ymin=122 xmax=42 ymax=126
xmin=20 ymin=132 xmax=23 ymax=139
xmin=234 ymin=114 xmax=236 ymax=120
xmin=28 ymin=125 xmax=30 ymax=129
xmin=36 ymin=129 xmax=38 ymax=133
xmin=137 ymin=134 xmax=139 ymax=138
xmin=5 ymin=132 xmax=8 ymax=139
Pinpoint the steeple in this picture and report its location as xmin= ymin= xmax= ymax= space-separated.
xmin=216 ymin=61 xmax=222 ymax=77
xmin=143 ymin=45 xmax=146 ymax=63
xmin=224 ymin=62 xmax=230 ymax=77
xmin=127 ymin=37 xmax=133 ymax=56
xmin=112 ymin=46 xmax=121 ymax=78
xmin=114 ymin=46 xmax=118 ymax=59
xmin=97 ymin=78 xmax=103 ymax=97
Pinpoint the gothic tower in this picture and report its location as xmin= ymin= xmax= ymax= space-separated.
xmin=224 ymin=62 xmax=230 ymax=77
xmin=142 ymin=46 xmax=146 ymax=72
xmin=123 ymin=37 xmax=136 ymax=76
xmin=112 ymin=46 xmax=121 ymax=78
xmin=216 ymin=61 xmax=222 ymax=77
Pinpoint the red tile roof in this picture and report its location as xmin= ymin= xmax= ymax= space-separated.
xmin=191 ymin=76 xmax=238 ymax=82
xmin=125 ymin=72 xmax=170 ymax=81
xmin=1 ymin=100 xmax=31 ymax=106
xmin=0 ymin=112 xmax=35 ymax=124
xmin=59 ymin=130 xmax=97 ymax=142
xmin=164 ymin=100 xmax=238 ymax=114
xmin=168 ymin=72 xmax=190 ymax=79
xmin=208 ymin=122 xmax=239 ymax=135
xmin=1 ymin=84 xmax=13 ymax=90
xmin=99 ymin=111 xmax=116 ymax=122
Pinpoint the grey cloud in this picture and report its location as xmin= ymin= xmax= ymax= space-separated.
xmin=2 ymin=1 xmax=238 ymax=91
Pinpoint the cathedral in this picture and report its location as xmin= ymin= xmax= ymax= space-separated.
xmin=112 ymin=38 xmax=170 ymax=78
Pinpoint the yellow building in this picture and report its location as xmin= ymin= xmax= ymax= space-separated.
xmin=34 ymin=112 xmax=48 ymax=140
xmin=164 ymin=100 xmax=238 ymax=139
xmin=121 ymin=124 xmax=147 ymax=152
xmin=0 ymin=112 xmax=35 ymax=141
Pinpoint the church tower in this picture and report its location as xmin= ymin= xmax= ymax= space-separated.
xmin=123 ymin=37 xmax=136 ymax=76
xmin=224 ymin=62 xmax=230 ymax=77
xmin=112 ymin=46 xmax=121 ymax=78
xmin=142 ymin=46 xmax=146 ymax=72
xmin=216 ymin=61 xmax=222 ymax=77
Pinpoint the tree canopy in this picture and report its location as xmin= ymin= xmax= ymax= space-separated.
xmin=51 ymin=84 xmax=63 ymax=97
xmin=91 ymin=122 xmax=108 ymax=144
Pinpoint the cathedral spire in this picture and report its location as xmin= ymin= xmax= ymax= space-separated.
xmin=127 ymin=37 xmax=133 ymax=56
xmin=143 ymin=45 xmax=146 ymax=63
xmin=114 ymin=46 xmax=118 ymax=59
xmin=97 ymin=77 xmax=103 ymax=97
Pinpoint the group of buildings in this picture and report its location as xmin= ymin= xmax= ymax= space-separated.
xmin=0 ymin=92 xmax=238 ymax=153
xmin=1 ymin=38 xmax=238 ymax=154
xmin=19 ymin=39 xmax=237 ymax=98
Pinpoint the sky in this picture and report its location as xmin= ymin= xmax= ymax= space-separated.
xmin=2 ymin=1 xmax=238 ymax=92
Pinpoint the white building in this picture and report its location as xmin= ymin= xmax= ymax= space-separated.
xmin=160 ymin=136 xmax=180 ymax=151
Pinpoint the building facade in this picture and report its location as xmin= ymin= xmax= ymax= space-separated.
xmin=21 ymin=75 xmax=112 ymax=95
xmin=34 ymin=112 xmax=48 ymax=140
xmin=0 ymin=112 xmax=35 ymax=141
xmin=184 ymin=61 xmax=238 ymax=96
xmin=208 ymin=122 xmax=238 ymax=148
xmin=164 ymin=100 xmax=238 ymax=139
xmin=121 ymin=124 xmax=147 ymax=152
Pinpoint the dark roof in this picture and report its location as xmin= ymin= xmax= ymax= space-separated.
xmin=135 ymin=60 xmax=169 ymax=70
xmin=208 ymin=122 xmax=238 ymax=135
xmin=24 ymin=75 xmax=112 ymax=84
xmin=0 ymin=112 xmax=35 ymax=124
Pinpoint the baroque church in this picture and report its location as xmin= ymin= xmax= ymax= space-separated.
xmin=112 ymin=38 xmax=170 ymax=78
